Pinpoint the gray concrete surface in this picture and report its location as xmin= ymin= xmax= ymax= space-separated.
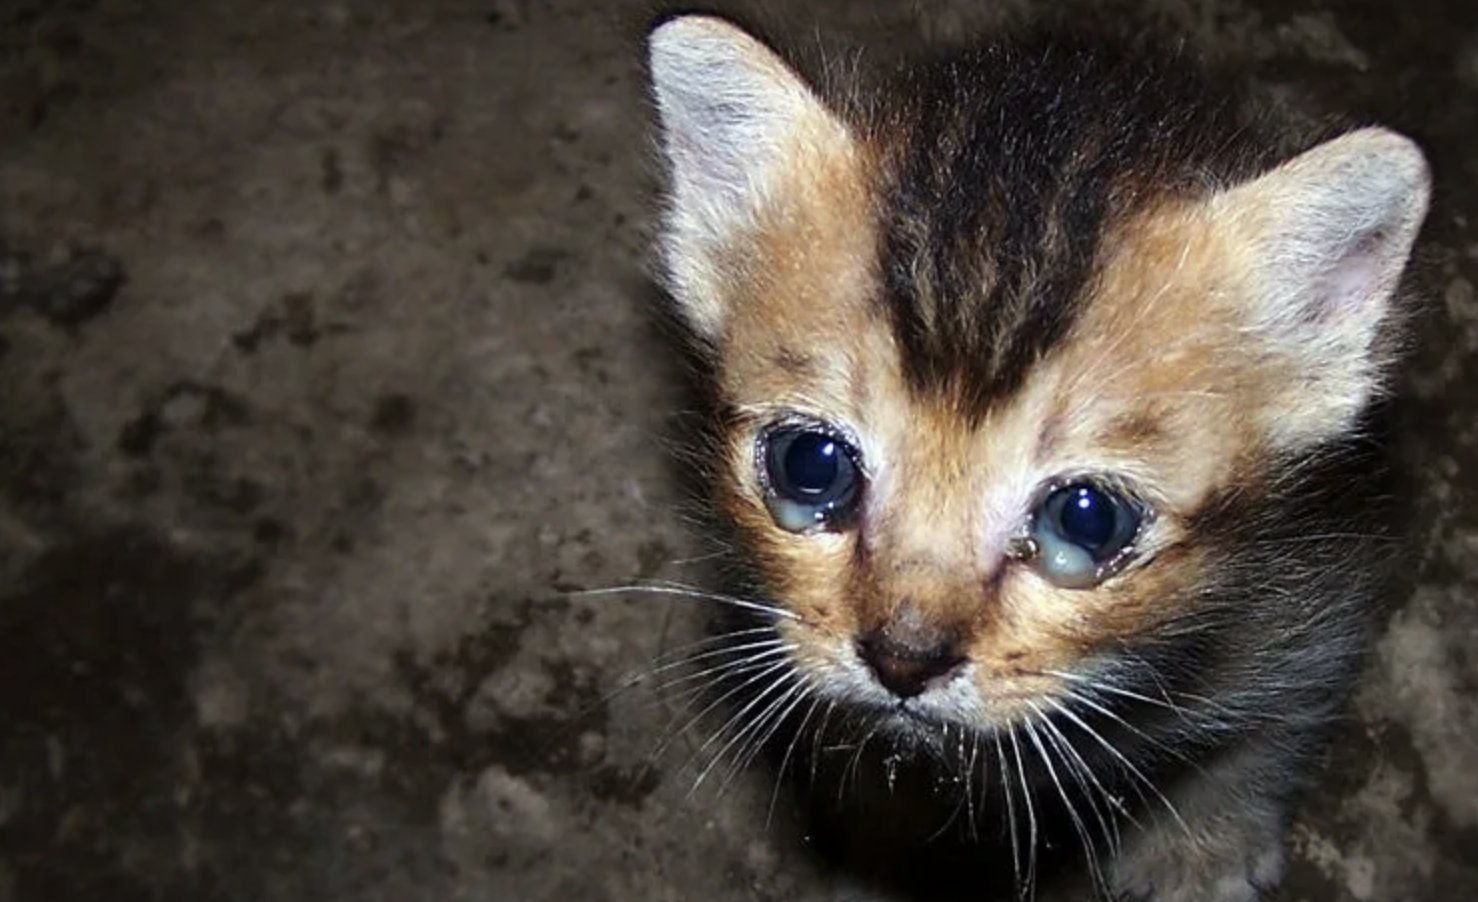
xmin=0 ymin=1 xmax=1475 ymax=899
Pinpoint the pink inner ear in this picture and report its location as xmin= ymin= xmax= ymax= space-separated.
xmin=1312 ymin=229 xmax=1387 ymax=323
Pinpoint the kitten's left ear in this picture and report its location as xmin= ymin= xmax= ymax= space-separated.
xmin=647 ymin=15 xmax=854 ymax=339
xmin=1213 ymin=127 xmax=1430 ymax=450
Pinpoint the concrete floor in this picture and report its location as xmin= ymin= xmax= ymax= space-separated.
xmin=0 ymin=1 xmax=1475 ymax=899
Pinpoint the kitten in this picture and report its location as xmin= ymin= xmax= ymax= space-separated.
xmin=644 ymin=13 xmax=1428 ymax=901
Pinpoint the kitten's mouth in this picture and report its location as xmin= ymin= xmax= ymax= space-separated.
xmin=873 ymin=697 xmax=961 ymax=734
xmin=894 ymin=699 xmax=934 ymax=719
xmin=851 ymin=681 xmax=1030 ymax=740
xmin=897 ymin=707 xmax=953 ymax=737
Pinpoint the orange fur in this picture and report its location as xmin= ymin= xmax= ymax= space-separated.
xmin=709 ymin=156 xmax=1302 ymax=724
xmin=650 ymin=18 xmax=1429 ymax=896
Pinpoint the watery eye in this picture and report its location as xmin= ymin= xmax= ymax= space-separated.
xmin=761 ymin=426 xmax=861 ymax=532
xmin=1029 ymin=482 xmax=1143 ymax=588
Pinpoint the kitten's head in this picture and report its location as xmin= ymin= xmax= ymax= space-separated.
xmin=646 ymin=16 xmax=1428 ymax=743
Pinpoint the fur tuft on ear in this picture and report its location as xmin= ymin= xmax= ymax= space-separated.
xmin=647 ymin=15 xmax=851 ymax=339
xmin=1213 ymin=127 xmax=1430 ymax=450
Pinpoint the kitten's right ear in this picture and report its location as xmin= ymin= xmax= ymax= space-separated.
xmin=647 ymin=15 xmax=852 ymax=339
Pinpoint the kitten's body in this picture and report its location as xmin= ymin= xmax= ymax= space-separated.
xmin=645 ymin=15 xmax=1428 ymax=901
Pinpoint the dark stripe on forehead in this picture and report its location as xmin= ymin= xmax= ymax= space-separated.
xmin=865 ymin=32 xmax=1276 ymax=421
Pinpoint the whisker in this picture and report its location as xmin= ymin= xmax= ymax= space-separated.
xmin=648 ymin=657 xmax=795 ymax=766
xmin=1007 ymin=727 xmax=1039 ymax=900
xmin=644 ymin=629 xmax=792 ymax=686
xmin=766 ymin=692 xmax=823 ymax=829
xmin=975 ymin=729 xmax=992 ymax=828
xmin=645 ymin=639 xmax=791 ymax=699
xmin=1114 ymin=652 xmax=1245 ymax=722
xmin=963 ymin=731 xmax=981 ymax=842
xmin=1024 ymin=716 xmax=1107 ymax=896
xmin=726 ymin=677 xmax=815 ymax=797
xmin=809 ymin=699 xmax=838 ymax=786
xmin=1054 ymin=684 xmax=1204 ymax=770
xmin=1035 ymin=704 xmax=1135 ymax=841
xmin=994 ymin=730 xmax=1023 ymax=894
xmin=841 ymin=720 xmax=883 ymax=807
xmin=699 ymin=679 xmax=807 ymax=800
xmin=1046 ymin=697 xmax=1194 ymax=842
xmin=1031 ymin=703 xmax=1123 ymax=873
xmin=663 ymin=550 xmax=732 ymax=567
xmin=1045 ymin=669 xmax=1214 ymax=729
xmin=650 ymin=638 xmax=804 ymax=709
xmin=568 ymin=627 xmax=780 ymax=726
xmin=722 ymin=674 xmax=809 ymax=782
xmin=573 ymin=584 xmax=801 ymax=621
xmin=649 ymin=625 xmax=779 ymax=666
xmin=688 ymin=667 xmax=800 ymax=793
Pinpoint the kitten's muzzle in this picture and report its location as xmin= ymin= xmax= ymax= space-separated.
xmin=856 ymin=632 xmax=966 ymax=699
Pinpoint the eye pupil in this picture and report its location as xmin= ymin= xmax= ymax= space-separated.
xmin=784 ymin=433 xmax=839 ymax=495
xmin=1028 ymin=480 xmax=1144 ymax=588
xmin=762 ymin=425 xmax=862 ymax=532
xmin=1059 ymin=486 xmax=1117 ymax=552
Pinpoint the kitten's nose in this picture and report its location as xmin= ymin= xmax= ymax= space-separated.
xmin=857 ymin=632 xmax=966 ymax=699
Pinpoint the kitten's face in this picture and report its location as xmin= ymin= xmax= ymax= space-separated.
xmin=648 ymin=17 xmax=1427 ymax=739
xmin=713 ymin=193 xmax=1249 ymax=727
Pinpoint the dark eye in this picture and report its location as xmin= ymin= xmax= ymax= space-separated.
xmin=1029 ymin=482 xmax=1143 ymax=588
xmin=760 ymin=426 xmax=862 ymax=532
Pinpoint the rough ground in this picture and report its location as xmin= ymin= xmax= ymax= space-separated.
xmin=1 ymin=0 xmax=1475 ymax=899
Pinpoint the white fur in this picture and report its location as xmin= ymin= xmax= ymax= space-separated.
xmin=1213 ymin=127 xmax=1430 ymax=450
xmin=647 ymin=16 xmax=851 ymax=338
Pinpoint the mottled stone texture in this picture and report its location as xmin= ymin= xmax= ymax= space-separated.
xmin=0 ymin=1 xmax=1474 ymax=900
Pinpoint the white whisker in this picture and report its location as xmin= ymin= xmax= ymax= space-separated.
xmin=725 ymin=677 xmax=814 ymax=796
xmin=573 ymin=583 xmax=800 ymax=621
xmin=1046 ymin=697 xmax=1194 ymax=843
xmin=1007 ymin=727 xmax=1039 ymax=900
xmin=647 ymin=642 xmax=795 ymax=706
xmin=766 ymin=692 xmax=823 ymax=829
xmin=688 ymin=667 xmax=799 ymax=793
xmin=649 ymin=657 xmax=794 ymax=764
xmin=1025 ymin=715 xmax=1107 ymax=896
xmin=994 ymin=729 xmax=1023 ymax=894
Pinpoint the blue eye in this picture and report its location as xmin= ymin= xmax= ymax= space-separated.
xmin=762 ymin=426 xmax=862 ymax=532
xmin=1029 ymin=482 xmax=1143 ymax=588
